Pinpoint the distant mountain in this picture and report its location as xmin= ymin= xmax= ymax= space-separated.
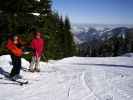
xmin=73 ymin=27 xmax=101 ymax=44
xmin=71 ymin=24 xmax=133 ymax=45
xmin=100 ymin=27 xmax=129 ymax=40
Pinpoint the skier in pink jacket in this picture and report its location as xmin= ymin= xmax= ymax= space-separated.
xmin=29 ymin=32 xmax=45 ymax=72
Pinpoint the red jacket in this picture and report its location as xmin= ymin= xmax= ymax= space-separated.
xmin=31 ymin=38 xmax=45 ymax=57
xmin=6 ymin=39 xmax=23 ymax=57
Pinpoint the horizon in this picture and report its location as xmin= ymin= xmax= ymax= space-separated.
xmin=52 ymin=0 xmax=133 ymax=25
xmin=71 ymin=23 xmax=133 ymax=26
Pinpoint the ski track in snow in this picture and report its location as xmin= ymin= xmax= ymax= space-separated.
xmin=0 ymin=55 xmax=133 ymax=100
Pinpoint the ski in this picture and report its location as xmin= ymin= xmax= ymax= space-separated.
xmin=12 ymin=79 xmax=28 ymax=86
xmin=0 ymin=77 xmax=28 ymax=86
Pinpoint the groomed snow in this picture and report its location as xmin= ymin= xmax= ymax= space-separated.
xmin=0 ymin=55 xmax=133 ymax=100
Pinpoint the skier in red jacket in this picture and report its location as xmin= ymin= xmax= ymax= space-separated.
xmin=6 ymin=34 xmax=23 ymax=80
xmin=29 ymin=32 xmax=45 ymax=72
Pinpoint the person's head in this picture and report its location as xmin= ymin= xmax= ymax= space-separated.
xmin=10 ymin=35 xmax=19 ymax=44
xmin=13 ymin=35 xmax=19 ymax=44
xmin=35 ymin=32 xmax=42 ymax=39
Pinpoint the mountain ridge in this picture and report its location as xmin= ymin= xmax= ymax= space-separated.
xmin=71 ymin=24 xmax=133 ymax=44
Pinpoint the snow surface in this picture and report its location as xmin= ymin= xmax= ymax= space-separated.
xmin=0 ymin=55 xmax=133 ymax=100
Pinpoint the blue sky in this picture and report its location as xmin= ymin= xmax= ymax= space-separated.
xmin=52 ymin=0 xmax=133 ymax=24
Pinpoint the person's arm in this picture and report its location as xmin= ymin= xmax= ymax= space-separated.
xmin=40 ymin=39 xmax=45 ymax=54
xmin=31 ymin=39 xmax=37 ymax=57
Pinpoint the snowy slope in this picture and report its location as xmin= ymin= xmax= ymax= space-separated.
xmin=0 ymin=55 xmax=133 ymax=100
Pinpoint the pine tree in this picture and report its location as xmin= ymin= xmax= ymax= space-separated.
xmin=0 ymin=0 xmax=39 ymax=33
xmin=63 ymin=16 xmax=76 ymax=57
xmin=126 ymin=29 xmax=133 ymax=52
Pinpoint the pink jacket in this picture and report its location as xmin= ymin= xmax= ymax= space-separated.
xmin=31 ymin=38 xmax=45 ymax=57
